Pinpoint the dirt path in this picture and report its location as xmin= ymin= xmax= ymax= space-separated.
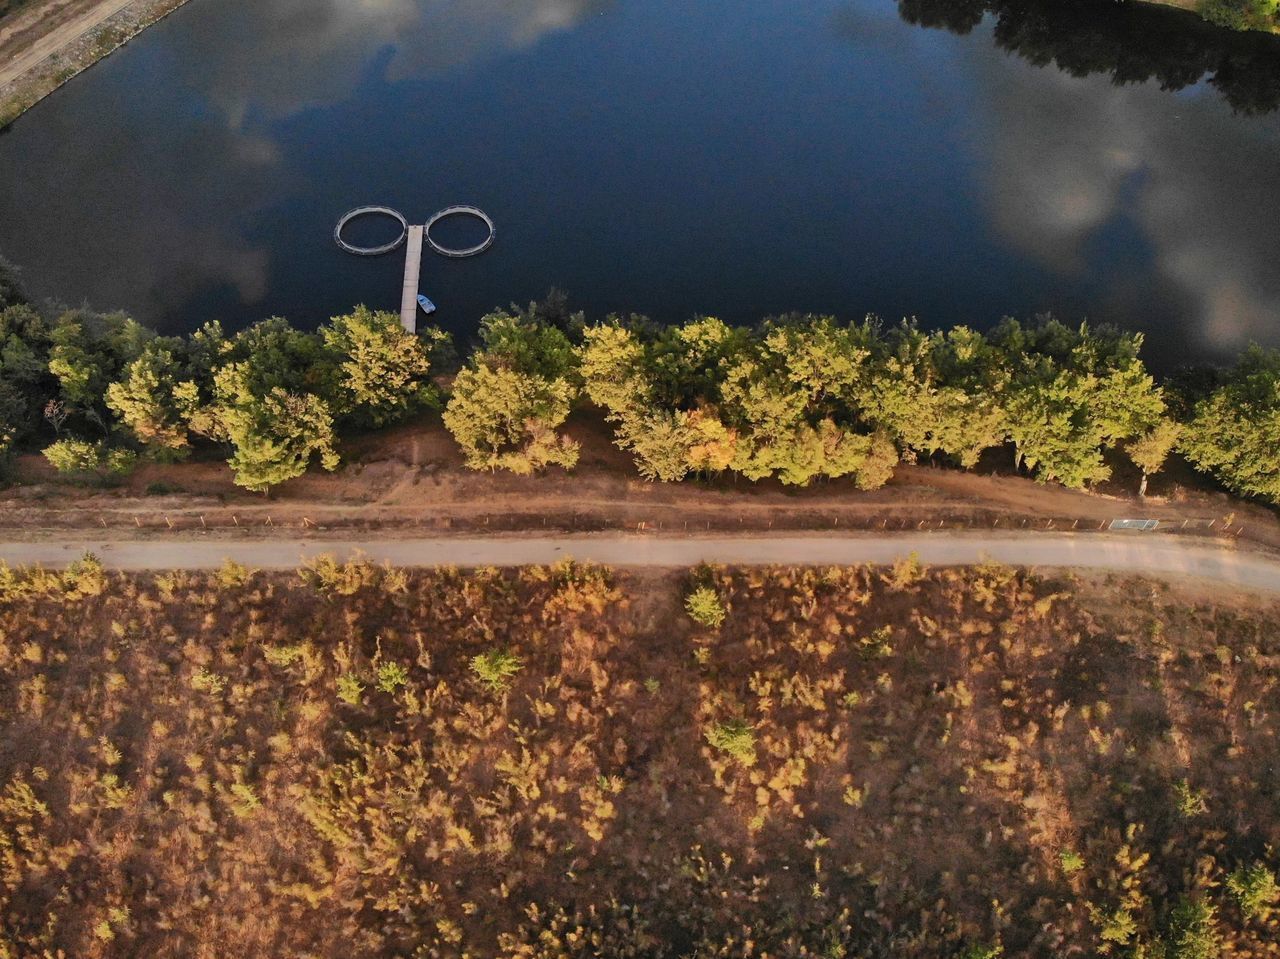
xmin=5 ymin=531 xmax=1278 ymax=593
xmin=0 ymin=0 xmax=133 ymax=87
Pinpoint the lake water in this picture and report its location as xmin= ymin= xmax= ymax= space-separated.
xmin=2 ymin=0 xmax=1279 ymax=368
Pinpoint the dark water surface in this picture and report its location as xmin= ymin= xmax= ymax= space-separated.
xmin=2 ymin=0 xmax=1280 ymax=367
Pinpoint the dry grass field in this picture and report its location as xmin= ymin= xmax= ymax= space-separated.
xmin=0 ymin=557 xmax=1277 ymax=957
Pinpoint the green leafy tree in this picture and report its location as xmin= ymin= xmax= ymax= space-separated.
xmin=720 ymin=337 xmax=826 ymax=485
xmin=857 ymin=321 xmax=940 ymax=458
xmin=214 ymin=369 xmax=339 ymax=492
xmin=683 ymin=409 xmax=739 ymax=475
xmin=1126 ymin=418 xmax=1181 ymax=497
xmin=719 ymin=316 xmax=892 ymax=486
xmin=443 ymin=363 xmax=579 ymax=474
xmin=578 ymin=322 xmax=651 ymax=421
xmin=648 ymin=316 xmax=748 ymax=409
xmin=930 ymin=326 xmax=1009 ymax=468
xmin=1182 ymin=346 xmax=1280 ymax=503
xmin=1005 ymin=367 xmax=1112 ymax=488
xmin=854 ymin=430 xmax=900 ymax=489
xmin=1198 ymin=0 xmax=1278 ymax=31
xmin=993 ymin=318 xmax=1160 ymax=489
xmin=761 ymin=314 xmax=876 ymax=408
xmin=443 ymin=313 xmax=580 ymax=475
xmin=321 ymin=306 xmax=441 ymax=426
xmin=617 ymin=409 xmax=697 ymax=482
xmin=220 ymin=317 xmax=338 ymax=401
xmin=474 ymin=309 xmax=579 ymax=383
xmin=1093 ymin=359 xmax=1166 ymax=447
xmin=105 ymin=341 xmax=196 ymax=460
xmin=0 ymin=255 xmax=27 ymax=310
xmin=166 ymin=321 xmax=232 ymax=442
xmin=47 ymin=310 xmax=151 ymax=430
xmin=583 ymin=319 xmax=756 ymax=480
xmin=0 ymin=304 xmax=53 ymax=453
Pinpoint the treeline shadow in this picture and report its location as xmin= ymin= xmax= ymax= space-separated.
xmin=896 ymin=0 xmax=1280 ymax=115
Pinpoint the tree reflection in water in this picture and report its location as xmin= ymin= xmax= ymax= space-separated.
xmin=896 ymin=0 xmax=1280 ymax=114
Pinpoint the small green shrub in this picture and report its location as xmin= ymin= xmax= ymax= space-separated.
xmin=376 ymin=661 xmax=409 ymax=694
xmin=705 ymin=719 xmax=756 ymax=765
xmin=1059 ymin=849 xmax=1086 ymax=874
xmin=336 ymin=673 xmax=365 ymax=706
xmin=471 ymin=649 xmax=523 ymax=691
xmin=1093 ymin=904 xmax=1137 ymax=945
xmin=1165 ymin=897 xmax=1221 ymax=959
xmin=300 ymin=554 xmax=400 ymax=595
xmin=228 ymin=782 xmax=261 ymax=818
xmin=42 ymin=440 xmax=136 ymax=479
xmin=103 ymin=447 xmax=137 ymax=475
xmin=190 ymin=668 xmax=226 ymax=696
xmin=215 ymin=559 xmax=253 ymax=590
xmin=685 ymin=586 xmax=726 ymax=628
xmin=263 ymin=644 xmax=307 ymax=668
xmin=1174 ymin=779 xmax=1208 ymax=818
xmin=62 ymin=553 xmax=106 ymax=598
xmin=0 ymin=553 xmax=105 ymax=603
xmin=1227 ymin=862 xmax=1278 ymax=920
xmin=959 ymin=944 xmax=1002 ymax=959
xmin=885 ymin=552 xmax=925 ymax=589
xmin=42 ymin=438 xmax=101 ymax=474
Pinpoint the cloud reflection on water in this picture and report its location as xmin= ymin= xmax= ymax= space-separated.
xmin=3 ymin=0 xmax=1279 ymax=362
xmin=0 ymin=0 xmax=603 ymax=329
xmin=184 ymin=0 xmax=607 ymax=123
xmin=970 ymin=52 xmax=1280 ymax=358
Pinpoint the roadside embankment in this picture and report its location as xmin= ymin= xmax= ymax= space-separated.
xmin=0 ymin=0 xmax=192 ymax=127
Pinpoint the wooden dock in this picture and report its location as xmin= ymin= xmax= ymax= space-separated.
xmin=399 ymin=224 xmax=424 ymax=333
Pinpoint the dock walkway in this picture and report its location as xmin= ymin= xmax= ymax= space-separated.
xmin=399 ymin=224 xmax=424 ymax=332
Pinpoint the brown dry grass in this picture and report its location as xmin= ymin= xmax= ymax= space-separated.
xmin=0 ymin=559 xmax=1277 ymax=956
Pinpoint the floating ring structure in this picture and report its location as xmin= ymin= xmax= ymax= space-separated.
xmin=424 ymin=205 xmax=496 ymax=258
xmin=334 ymin=206 xmax=408 ymax=256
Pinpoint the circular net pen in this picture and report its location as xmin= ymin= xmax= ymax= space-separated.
xmin=424 ymin=205 xmax=497 ymax=258
xmin=333 ymin=206 xmax=409 ymax=256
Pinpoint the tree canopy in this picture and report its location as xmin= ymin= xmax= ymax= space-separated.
xmin=321 ymin=306 xmax=439 ymax=427
xmin=0 ymin=279 xmax=1275 ymax=505
xmin=442 ymin=311 xmax=580 ymax=475
xmin=1182 ymin=346 xmax=1280 ymax=502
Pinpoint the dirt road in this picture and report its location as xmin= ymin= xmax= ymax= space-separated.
xmin=4 ymin=532 xmax=1278 ymax=592
xmin=0 ymin=0 xmax=135 ymax=88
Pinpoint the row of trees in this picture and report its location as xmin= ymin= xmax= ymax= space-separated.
xmin=1 ymin=264 xmax=1278 ymax=502
xmin=1 ymin=266 xmax=445 ymax=491
xmin=1198 ymin=0 xmax=1279 ymax=33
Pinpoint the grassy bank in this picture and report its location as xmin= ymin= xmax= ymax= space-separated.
xmin=1168 ymin=0 xmax=1280 ymax=33
xmin=0 ymin=0 xmax=192 ymax=129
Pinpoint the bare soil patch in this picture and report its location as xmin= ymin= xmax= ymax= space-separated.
xmin=5 ymin=413 xmax=1275 ymax=550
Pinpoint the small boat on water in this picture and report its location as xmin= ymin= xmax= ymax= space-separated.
xmin=417 ymin=294 xmax=437 ymax=315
